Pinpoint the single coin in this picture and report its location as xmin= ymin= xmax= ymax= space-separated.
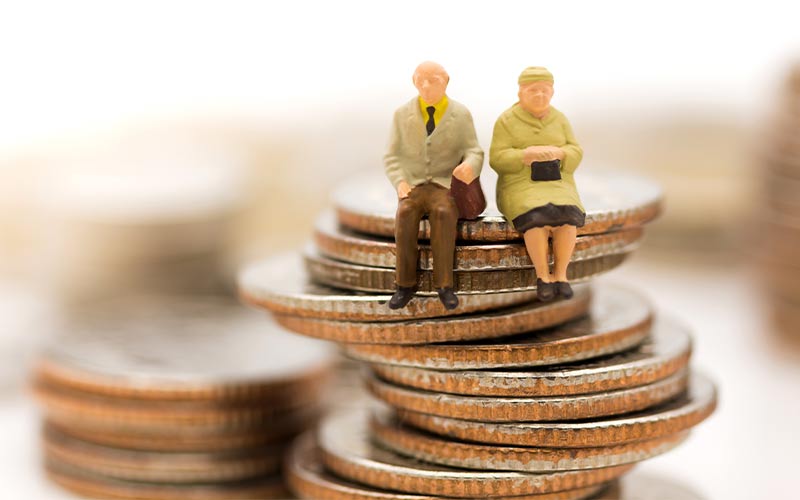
xmin=273 ymin=287 xmax=590 ymax=345
xmin=370 ymin=409 xmax=689 ymax=472
xmin=238 ymin=253 xmax=539 ymax=321
xmin=368 ymin=319 xmax=691 ymax=395
xmin=314 ymin=210 xmax=643 ymax=270
xmin=43 ymin=423 xmax=284 ymax=483
xmin=397 ymin=373 xmax=716 ymax=448
xmin=305 ymin=246 xmax=630 ymax=295
xmin=36 ymin=296 xmax=336 ymax=402
xmin=366 ymin=369 xmax=688 ymax=422
xmin=43 ymin=405 xmax=320 ymax=452
xmin=39 ymin=396 xmax=324 ymax=436
xmin=46 ymin=460 xmax=289 ymax=500
xmin=285 ymin=432 xmax=607 ymax=500
xmin=333 ymin=170 xmax=662 ymax=242
xmin=33 ymin=380 xmax=319 ymax=431
xmin=344 ymin=285 xmax=652 ymax=369
xmin=317 ymin=409 xmax=634 ymax=498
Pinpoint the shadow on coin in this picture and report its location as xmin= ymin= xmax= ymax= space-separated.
xmin=593 ymin=473 xmax=707 ymax=500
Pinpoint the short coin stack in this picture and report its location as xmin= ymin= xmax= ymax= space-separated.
xmin=761 ymin=63 xmax=800 ymax=339
xmin=32 ymin=297 xmax=335 ymax=500
xmin=240 ymin=170 xmax=718 ymax=499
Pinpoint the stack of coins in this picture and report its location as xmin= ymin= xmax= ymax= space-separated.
xmin=761 ymin=63 xmax=800 ymax=340
xmin=32 ymin=297 xmax=336 ymax=500
xmin=239 ymin=170 xmax=718 ymax=499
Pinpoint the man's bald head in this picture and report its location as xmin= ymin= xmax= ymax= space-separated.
xmin=413 ymin=61 xmax=449 ymax=105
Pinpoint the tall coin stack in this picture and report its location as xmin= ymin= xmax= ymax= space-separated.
xmin=32 ymin=297 xmax=335 ymax=500
xmin=761 ymin=63 xmax=800 ymax=340
xmin=240 ymin=170 xmax=718 ymax=499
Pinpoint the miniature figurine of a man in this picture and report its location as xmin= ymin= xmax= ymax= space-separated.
xmin=489 ymin=67 xmax=584 ymax=302
xmin=384 ymin=61 xmax=484 ymax=310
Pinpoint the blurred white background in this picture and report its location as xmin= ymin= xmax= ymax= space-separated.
xmin=1 ymin=2 xmax=800 ymax=499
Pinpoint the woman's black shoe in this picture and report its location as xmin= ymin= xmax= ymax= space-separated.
xmin=536 ymin=278 xmax=555 ymax=302
xmin=555 ymin=281 xmax=573 ymax=299
xmin=388 ymin=286 xmax=417 ymax=310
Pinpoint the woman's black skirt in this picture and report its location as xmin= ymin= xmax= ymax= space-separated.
xmin=512 ymin=203 xmax=586 ymax=232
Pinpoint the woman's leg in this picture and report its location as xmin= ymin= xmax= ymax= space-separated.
xmin=552 ymin=224 xmax=577 ymax=282
xmin=523 ymin=227 xmax=553 ymax=282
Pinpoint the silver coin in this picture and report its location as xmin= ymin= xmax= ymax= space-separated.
xmin=397 ymin=373 xmax=717 ymax=448
xmin=272 ymin=286 xmax=591 ymax=345
xmin=344 ymin=285 xmax=653 ymax=369
xmin=333 ymin=169 xmax=662 ymax=242
xmin=238 ymin=253 xmax=540 ymax=321
xmin=366 ymin=369 xmax=689 ymax=422
xmin=369 ymin=318 xmax=692 ymax=396
xmin=43 ymin=422 xmax=285 ymax=483
xmin=314 ymin=210 xmax=643 ymax=270
xmin=370 ymin=408 xmax=689 ymax=472
xmin=39 ymin=296 xmax=336 ymax=400
xmin=317 ymin=408 xmax=634 ymax=498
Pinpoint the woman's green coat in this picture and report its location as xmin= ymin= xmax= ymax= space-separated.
xmin=489 ymin=103 xmax=584 ymax=228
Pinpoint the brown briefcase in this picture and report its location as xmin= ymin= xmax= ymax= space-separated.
xmin=450 ymin=177 xmax=486 ymax=220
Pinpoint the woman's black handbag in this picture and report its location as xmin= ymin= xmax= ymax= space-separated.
xmin=531 ymin=159 xmax=561 ymax=181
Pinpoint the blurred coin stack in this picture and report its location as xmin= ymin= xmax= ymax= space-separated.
xmin=760 ymin=63 xmax=800 ymax=339
xmin=32 ymin=297 xmax=335 ymax=500
xmin=240 ymin=170 xmax=717 ymax=499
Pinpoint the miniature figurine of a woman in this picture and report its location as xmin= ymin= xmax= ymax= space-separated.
xmin=489 ymin=67 xmax=584 ymax=302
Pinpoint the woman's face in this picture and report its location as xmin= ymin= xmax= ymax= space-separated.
xmin=518 ymin=81 xmax=554 ymax=117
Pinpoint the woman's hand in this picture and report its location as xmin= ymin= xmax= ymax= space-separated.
xmin=523 ymin=146 xmax=565 ymax=164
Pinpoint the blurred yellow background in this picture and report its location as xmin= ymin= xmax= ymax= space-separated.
xmin=1 ymin=2 xmax=799 ymax=499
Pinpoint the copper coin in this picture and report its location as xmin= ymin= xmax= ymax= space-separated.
xmin=39 ymin=389 xmax=322 ymax=438
xmin=42 ymin=422 xmax=284 ymax=483
xmin=344 ymin=285 xmax=652 ymax=369
xmin=33 ymin=380 xmax=320 ymax=431
xmin=46 ymin=460 xmax=289 ymax=500
xmin=286 ymin=432 xmax=606 ymax=500
xmin=305 ymin=245 xmax=630 ymax=295
xmin=333 ymin=170 xmax=662 ymax=242
xmin=368 ymin=319 xmax=691 ymax=395
xmin=370 ymin=409 xmax=689 ymax=472
xmin=314 ymin=210 xmax=643 ymax=270
xmin=273 ymin=287 xmax=590 ymax=345
xmin=317 ymin=409 xmax=634 ymax=498
xmin=366 ymin=369 xmax=688 ymax=422
xmin=36 ymin=296 xmax=336 ymax=402
xmin=238 ymin=253 xmax=539 ymax=321
xmin=44 ymin=406 xmax=320 ymax=452
xmin=397 ymin=373 xmax=716 ymax=448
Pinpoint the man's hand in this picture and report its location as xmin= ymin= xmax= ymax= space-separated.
xmin=397 ymin=181 xmax=413 ymax=199
xmin=523 ymin=146 xmax=566 ymax=164
xmin=452 ymin=162 xmax=476 ymax=184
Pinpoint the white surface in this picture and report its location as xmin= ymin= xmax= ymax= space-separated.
xmin=1 ymin=1 xmax=799 ymax=151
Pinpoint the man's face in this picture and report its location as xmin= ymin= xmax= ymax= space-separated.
xmin=414 ymin=69 xmax=448 ymax=105
xmin=518 ymin=81 xmax=554 ymax=116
